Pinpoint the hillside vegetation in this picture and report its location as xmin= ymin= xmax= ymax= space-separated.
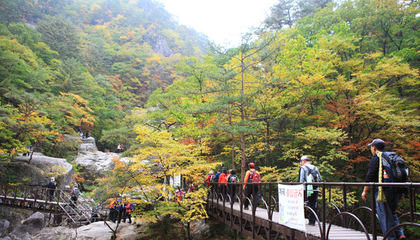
xmin=1 ymin=0 xmax=420 ymax=238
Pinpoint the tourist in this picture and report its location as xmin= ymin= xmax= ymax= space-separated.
xmin=46 ymin=177 xmax=57 ymax=201
xmin=109 ymin=198 xmax=117 ymax=222
xmin=361 ymin=139 xmax=406 ymax=240
xmin=243 ymin=163 xmax=260 ymax=210
xmin=218 ymin=168 xmax=228 ymax=200
xmin=123 ymin=201 xmax=133 ymax=223
xmin=298 ymin=155 xmax=321 ymax=226
xmin=227 ymin=169 xmax=238 ymax=202
xmin=70 ymin=185 xmax=80 ymax=207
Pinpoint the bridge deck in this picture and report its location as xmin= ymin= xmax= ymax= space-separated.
xmin=210 ymin=199 xmax=383 ymax=240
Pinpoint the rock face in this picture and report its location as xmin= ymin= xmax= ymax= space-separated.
xmin=74 ymin=150 xmax=125 ymax=177
xmin=0 ymin=220 xmax=10 ymax=238
xmin=32 ymin=222 xmax=137 ymax=240
xmin=74 ymin=136 xmax=128 ymax=177
xmin=190 ymin=220 xmax=210 ymax=240
xmin=79 ymin=137 xmax=98 ymax=153
xmin=8 ymin=212 xmax=44 ymax=240
xmin=9 ymin=153 xmax=74 ymax=189
xmin=153 ymin=35 xmax=174 ymax=57
xmin=32 ymin=226 xmax=74 ymax=240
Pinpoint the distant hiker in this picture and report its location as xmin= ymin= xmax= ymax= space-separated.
xmin=362 ymin=139 xmax=406 ymax=240
xmin=117 ymin=144 xmax=124 ymax=153
xmin=116 ymin=197 xmax=125 ymax=223
xmin=46 ymin=177 xmax=57 ymax=201
xmin=298 ymin=155 xmax=321 ymax=226
xmin=204 ymin=170 xmax=215 ymax=186
xmin=227 ymin=169 xmax=238 ymax=202
xmin=78 ymin=127 xmax=84 ymax=138
xmin=213 ymin=170 xmax=221 ymax=198
xmin=85 ymin=130 xmax=91 ymax=138
xmin=214 ymin=170 xmax=221 ymax=182
xmin=188 ymin=184 xmax=195 ymax=193
xmin=175 ymin=186 xmax=185 ymax=202
xmin=109 ymin=199 xmax=117 ymax=222
xmin=22 ymin=145 xmax=31 ymax=157
xmin=243 ymin=163 xmax=260 ymax=210
xmin=123 ymin=201 xmax=134 ymax=223
xmin=70 ymin=185 xmax=80 ymax=206
xmin=218 ymin=168 xmax=228 ymax=200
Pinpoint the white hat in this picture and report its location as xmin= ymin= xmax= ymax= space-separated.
xmin=300 ymin=156 xmax=310 ymax=161
xmin=51 ymin=177 xmax=55 ymax=182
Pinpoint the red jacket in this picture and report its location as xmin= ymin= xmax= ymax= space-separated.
xmin=218 ymin=173 xmax=227 ymax=186
xmin=204 ymin=174 xmax=214 ymax=185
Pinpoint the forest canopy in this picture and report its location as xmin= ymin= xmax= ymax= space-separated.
xmin=1 ymin=0 xmax=420 ymax=237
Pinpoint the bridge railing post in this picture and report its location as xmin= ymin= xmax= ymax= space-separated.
xmin=240 ymin=182 xmax=243 ymax=234
xmin=252 ymin=182 xmax=256 ymax=239
xmin=343 ymin=182 xmax=347 ymax=227
xmin=322 ymin=182 xmax=326 ymax=240
xmin=370 ymin=183 xmax=377 ymax=240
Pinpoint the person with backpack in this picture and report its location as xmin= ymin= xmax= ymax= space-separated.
xmin=116 ymin=197 xmax=125 ymax=223
xmin=243 ymin=163 xmax=260 ymax=210
xmin=123 ymin=200 xmax=134 ymax=223
xmin=213 ymin=170 xmax=221 ymax=198
xmin=218 ymin=168 xmax=228 ymax=200
xmin=227 ymin=169 xmax=238 ymax=202
xmin=204 ymin=170 xmax=215 ymax=186
xmin=298 ymin=155 xmax=321 ymax=226
xmin=362 ymin=139 xmax=406 ymax=240
xmin=70 ymin=185 xmax=80 ymax=207
xmin=46 ymin=177 xmax=57 ymax=201
xmin=109 ymin=198 xmax=117 ymax=222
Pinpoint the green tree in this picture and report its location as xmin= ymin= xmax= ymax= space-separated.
xmin=36 ymin=15 xmax=81 ymax=60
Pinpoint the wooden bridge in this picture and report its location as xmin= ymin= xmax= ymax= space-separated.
xmin=206 ymin=182 xmax=420 ymax=240
xmin=0 ymin=185 xmax=99 ymax=227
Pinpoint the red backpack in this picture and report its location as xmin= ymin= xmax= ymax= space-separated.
xmin=249 ymin=170 xmax=261 ymax=186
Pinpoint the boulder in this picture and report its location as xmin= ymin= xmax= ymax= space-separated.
xmin=74 ymin=221 xmax=135 ymax=240
xmin=0 ymin=220 xmax=10 ymax=238
xmin=0 ymin=163 xmax=48 ymax=187
xmin=14 ymin=152 xmax=74 ymax=189
xmin=8 ymin=212 xmax=44 ymax=240
xmin=74 ymin=151 xmax=122 ymax=177
xmin=190 ymin=219 xmax=210 ymax=240
xmin=32 ymin=226 xmax=74 ymax=240
xmin=79 ymin=137 xmax=98 ymax=153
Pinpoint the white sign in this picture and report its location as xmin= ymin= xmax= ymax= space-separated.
xmin=278 ymin=184 xmax=306 ymax=232
xmin=174 ymin=174 xmax=181 ymax=187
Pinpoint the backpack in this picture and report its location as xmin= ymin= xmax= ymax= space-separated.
xmin=304 ymin=166 xmax=320 ymax=183
xmin=73 ymin=188 xmax=80 ymax=196
xmin=382 ymin=152 xmax=409 ymax=183
xmin=48 ymin=181 xmax=56 ymax=189
xmin=210 ymin=175 xmax=215 ymax=182
xmin=228 ymin=175 xmax=238 ymax=183
xmin=248 ymin=170 xmax=261 ymax=186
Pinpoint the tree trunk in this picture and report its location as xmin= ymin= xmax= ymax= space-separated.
xmin=240 ymin=57 xmax=246 ymax=182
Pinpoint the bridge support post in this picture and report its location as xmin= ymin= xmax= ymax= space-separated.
xmin=53 ymin=214 xmax=63 ymax=226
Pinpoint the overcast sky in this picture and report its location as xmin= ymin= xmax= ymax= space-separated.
xmin=157 ymin=0 xmax=279 ymax=47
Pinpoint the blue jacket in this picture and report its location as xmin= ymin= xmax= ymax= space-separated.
xmin=214 ymin=172 xmax=221 ymax=182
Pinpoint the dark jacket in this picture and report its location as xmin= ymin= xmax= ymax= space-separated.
xmin=365 ymin=155 xmax=380 ymax=182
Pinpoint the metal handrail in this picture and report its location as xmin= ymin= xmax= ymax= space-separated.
xmin=0 ymin=185 xmax=92 ymax=226
xmin=206 ymin=181 xmax=420 ymax=240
